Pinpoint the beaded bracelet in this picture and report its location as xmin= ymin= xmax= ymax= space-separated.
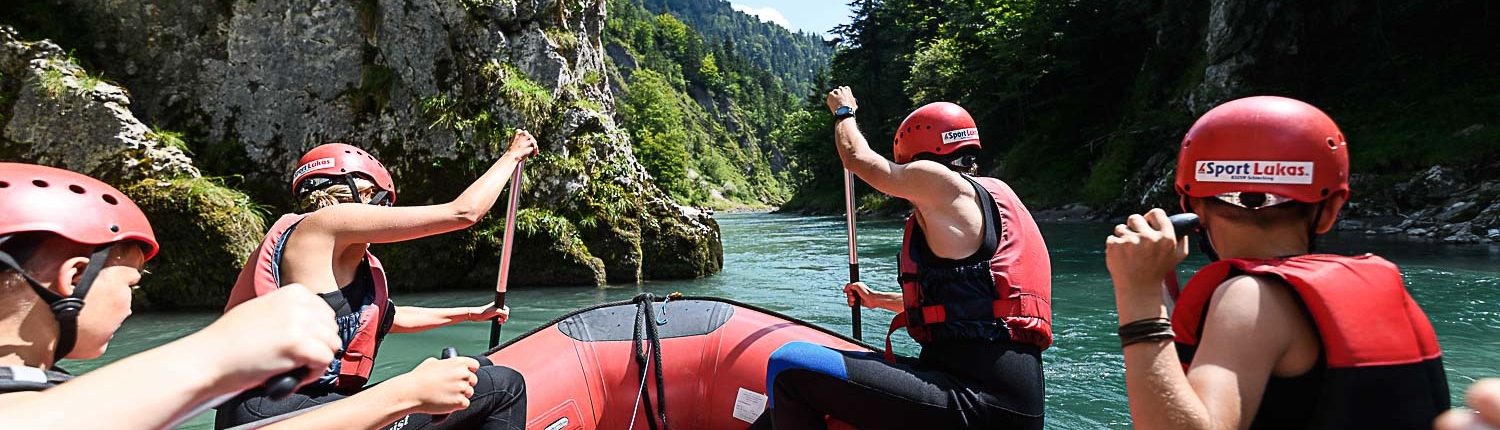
xmin=1117 ymin=318 xmax=1175 ymax=347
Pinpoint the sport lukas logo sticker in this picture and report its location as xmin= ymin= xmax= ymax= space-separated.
xmin=1195 ymin=161 xmax=1314 ymax=184
xmin=293 ymin=157 xmax=335 ymax=179
xmin=941 ymin=128 xmax=979 ymax=144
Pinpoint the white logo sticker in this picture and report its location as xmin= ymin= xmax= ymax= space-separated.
xmin=732 ymin=387 xmax=768 ymax=423
xmin=293 ymin=157 xmax=336 ymax=180
xmin=1194 ymin=160 xmax=1314 ymax=184
xmin=940 ymin=128 xmax=979 ymax=144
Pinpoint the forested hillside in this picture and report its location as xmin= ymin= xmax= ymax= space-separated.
xmin=780 ymin=0 xmax=1499 ymax=219
xmin=637 ymin=0 xmax=832 ymax=94
xmin=606 ymin=0 xmax=831 ymax=208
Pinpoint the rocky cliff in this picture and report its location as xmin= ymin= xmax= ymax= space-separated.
xmin=1 ymin=0 xmax=723 ymax=308
xmin=1077 ymin=0 xmax=1499 ymax=243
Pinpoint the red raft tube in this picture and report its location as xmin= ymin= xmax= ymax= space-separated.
xmin=484 ymin=294 xmax=874 ymax=430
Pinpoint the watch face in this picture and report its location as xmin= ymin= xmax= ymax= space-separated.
xmin=836 ymin=106 xmax=853 ymax=116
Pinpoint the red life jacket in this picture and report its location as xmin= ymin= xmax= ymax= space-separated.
xmin=226 ymin=213 xmax=391 ymax=391
xmin=1173 ymin=254 xmax=1449 ymax=429
xmin=885 ymin=176 xmax=1052 ymax=361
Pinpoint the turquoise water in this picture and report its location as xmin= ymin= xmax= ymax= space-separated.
xmin=68 ymin=213 xmax=1500 ymax=428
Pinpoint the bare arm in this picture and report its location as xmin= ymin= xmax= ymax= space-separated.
xmin=826 ymin=88 xmax=968 ymax=209
xmin=1107 ymin=210 xmax=1314 ymax=430
xmin=301 ymin=130 xmax=539 ymax=247
xmin=263 ymin=357 xmax=482 ymax=430
xmin=0 ymin=286 xmax=340 ymax=430
xmin=1120 ymin=276 xmax=1307 ymax=430
xmin=844 ymin=282 xmax=905 ymax=313
xmin=391 ymin=304 xmax=508 ymax=334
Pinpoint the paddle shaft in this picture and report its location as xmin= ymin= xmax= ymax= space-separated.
xmin=489 ymin=162 xmax=524 ymax=349
xmin=843 ymin=169 xmax=861 ymax=340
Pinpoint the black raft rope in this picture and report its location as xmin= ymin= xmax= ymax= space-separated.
xmin=627 ymin=292 xmax=675 ymax=430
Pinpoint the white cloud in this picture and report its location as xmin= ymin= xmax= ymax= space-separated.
xmin=730 ymin=3 xmax=793 ymax=30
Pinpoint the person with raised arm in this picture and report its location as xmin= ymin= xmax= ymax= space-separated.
xmin=760 ymin=88 xmax=1052 ymax=429
xmin=215 ymin=131 xmax=539 ymax=430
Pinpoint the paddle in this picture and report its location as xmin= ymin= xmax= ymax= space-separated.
xmin=843 ymin=169 xmax=862 ymax=341
xmin=219 ymin=347 xmax=463 ymax=430
xmin=489 ymin=161 xmax=524 ymax=349
xmin=1162 ymin=213 xmax=1201 ymax=312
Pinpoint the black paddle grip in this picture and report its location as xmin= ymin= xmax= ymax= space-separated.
xmin=264 ymin=368 xmax=307 ymax=401
xmin=429 ymin=347 xmax=462 ymax=424
xmin=1169 ymin=213 xmax=1200 ymax=238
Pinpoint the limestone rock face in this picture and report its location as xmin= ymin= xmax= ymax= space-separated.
xmin=0 ymin=27 xmax=197 ymax=183
xmin=6 ymin=0 xmax=721 ymax=288
xmin=1 ymin=27 xmax=267 ymax=309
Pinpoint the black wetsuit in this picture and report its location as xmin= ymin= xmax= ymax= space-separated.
xmin=755 ymin=340 xmax=1044 ymax=430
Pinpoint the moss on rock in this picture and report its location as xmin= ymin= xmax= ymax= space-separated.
xmin=121 ymin=177 xmax=266 ymax=309
xmin=499 ymin=208 xmax=605 ymax=286
xmin=580 ymin=215 xmax=643 ymax=284
xmin=640 ymin=196 xmax=722 ymax=279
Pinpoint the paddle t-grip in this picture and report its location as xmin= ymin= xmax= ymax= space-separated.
xmin=264 ymin=368 xmax=308 ymax=401
xmin=1169 ymin=213 xmax=1200 ymax=237
xmin=429 ymin=347 xmax=462 ymax=424
xmin=1162 ymin=213 xmax=1201 ymax=309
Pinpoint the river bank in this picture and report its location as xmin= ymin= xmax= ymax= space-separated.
xmin=780 ymin=162 xmax=1500 ymax=245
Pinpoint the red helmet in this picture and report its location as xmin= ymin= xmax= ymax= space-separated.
xmin=0 ymin=163 xmax=158 ymax=259
xmin=1175 ymin=96 xmax=1349 ymax=206
xmin=291 ymin=143 xmax=396 ymax=205
xmin=893 ymin=102 xmax=981 ymax=164
xmin=0 ymin=163 xmax=158 ymax=361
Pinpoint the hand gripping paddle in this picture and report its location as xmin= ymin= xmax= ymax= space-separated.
xmin=430 ymin=347 xmax=462 ymax=424
xmin=1162 ymin=213 xmax=1201 ymax=311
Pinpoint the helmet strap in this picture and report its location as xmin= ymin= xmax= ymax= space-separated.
xmin=0 ymin=236 xmax=112 ymax=362
xmin=1307 ymin=204 xmax=1325 ymax=254
xmin=342 ymin=174 xmax=365 ymax=205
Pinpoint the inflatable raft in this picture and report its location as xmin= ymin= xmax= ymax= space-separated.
xmin=483 ymin=294 xmax=874 ymax=430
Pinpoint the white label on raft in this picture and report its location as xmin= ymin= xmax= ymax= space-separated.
xmin=941 ymin=127 xmax=979 ymax=144
xmin=732 ymin=388 xmax=768 ymax=423
xmin=293 ymin=157 xmax=336 ymax=179
xmin=543 ymin=417 xmax=569 ymax=430
xmin=1194 ymin=160 xmax=1314 ymax=185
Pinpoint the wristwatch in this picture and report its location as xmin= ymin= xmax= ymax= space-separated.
xmin=834 ymin=105 xmax=856 ymax=120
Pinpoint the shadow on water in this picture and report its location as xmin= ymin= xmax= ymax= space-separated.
xmin=71 ymin=213 xmax=1500 ymax=429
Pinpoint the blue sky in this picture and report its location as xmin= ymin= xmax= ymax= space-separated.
xmin=727 ymin=1 xmax=853 ymax=38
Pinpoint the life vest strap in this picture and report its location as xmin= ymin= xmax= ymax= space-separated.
xmin=884 ymin=312 xmax=907 ymax=363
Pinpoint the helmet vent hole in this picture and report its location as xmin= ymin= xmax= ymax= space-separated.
xmin=32 ymin=180 xmax=48 ymax=187
xmin=1321 ymin=188 xmax=1329 ymax=197
xmin=1184 ymin=184 xmax=1192 ymax=192
xmin=925 ymin=125 xmax=931 ymax=130
xmin=340 ymin=168 xmax=347 ymax=172
xmin=344 ymin=150 xmax=352 ymax=154
xmin=0 ymin=181 xmax=8 ymax=188
xmin=1184 ymin=139 xmax=1192 ymax=148
xmin=109 ymin=225 xmax=119 ymax=233
xmin=69 ymin=185 xmax=85 ymax=194
xmin=1326 ymin=138 xmax=1337 ymax=150
xmin=102 ymin=194 xmax=119 ymax=205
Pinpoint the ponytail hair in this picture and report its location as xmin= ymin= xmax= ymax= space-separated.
xmin=297 ymin=177 xmax=376 ymax=213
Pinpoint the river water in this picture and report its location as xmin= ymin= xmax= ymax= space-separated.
xmin=67 ymin=212 xmax=1500 ymax=429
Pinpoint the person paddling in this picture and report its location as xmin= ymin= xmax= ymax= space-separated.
xmin=760 ymin=88 xmax=1052 ymax=429
xmin=0 ymin=163 xmax=342 ymax=429
xmin=1106 ymin=96 xmax=1449 ymax=429
xmin=214 ymin=132 xmax=539 ymax=430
